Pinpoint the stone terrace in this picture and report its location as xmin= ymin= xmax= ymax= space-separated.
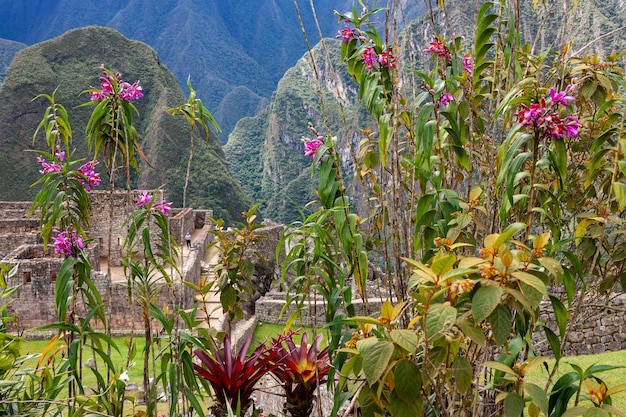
xmin=0 ymin=194 xmax=212 ymax=334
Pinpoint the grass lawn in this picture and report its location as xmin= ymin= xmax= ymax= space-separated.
xmin=526 ymin=350 xmax=626 ymax=412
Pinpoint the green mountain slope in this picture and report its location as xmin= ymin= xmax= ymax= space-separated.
xmin=0 ymin=38 xmax=25 ymax=84
xmin=225 ymin=39 xmax=371 ymax=223
xmin=0 ymin=26 xmax=250 ymax=224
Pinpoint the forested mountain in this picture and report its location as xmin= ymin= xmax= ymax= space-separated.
xmin=0 ymin=26 xmax=251 ymax=224
xmin=0 ymin=0 xmax=357 ymax=141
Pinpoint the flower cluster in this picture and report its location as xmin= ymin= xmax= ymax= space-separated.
xmin=302 ymin=136 xmax=324 ymax=161
xmin=77 ymin=160 xmax=101 ymax=191
xmin=424 ymin=36 xmax=451 ymax=60
xmin=90 ymin=65 xmax=143 ymax=102
xmin=336 ymin=27 xmax=355 ymax=44
xmin=37 ymin=156 xmax=61 ymax=174
xmin=135 ymin=190 xmax=171 ymax=216
xmin=462 ymin=54 xmax=473 ymax=74
xmin=52 ymin=226 xmax=85 ymax=257
xmin=516 ymin=86 xmax=581 ymax=139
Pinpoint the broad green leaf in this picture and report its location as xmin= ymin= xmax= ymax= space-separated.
xmin=426 ymin=303 xmax=457 ymax=336
xmin=503 ymin=392 xmax=524 ymax=417
xmin=452 ymin=356 xmax=472 ymax=394
xmin=524 ymin=382 xmax=549 ymax=414
xmin=456 ymin=318 xmax=485 ymax=346
xmin=390 ymin=329 xmax=418 ymax=354
xmin=394 ymin=359 xmax=422 ymax=402
xmin=472 ymin=285 xmax=502 ymax=322
xmin=488 ymin=304 xmax=512 ymax=345
xmin=359 ymin=339 xmax=395 ymax=385
xmin=511 ymin=271 xmax=547 ymax=294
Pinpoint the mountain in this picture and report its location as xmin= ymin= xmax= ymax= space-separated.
xmin=0 ymin=38 xmax=25 ymax=84
xmin=224 ymin=39 xmax=370 ymax=223
xmin=0 ymin=0 xmax=357 ymax=141
xmin=0 ymin=26 xmax=251 ymax=224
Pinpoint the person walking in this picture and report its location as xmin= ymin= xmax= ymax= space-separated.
xmin=185 ymin=233 xmax=192 ymax=249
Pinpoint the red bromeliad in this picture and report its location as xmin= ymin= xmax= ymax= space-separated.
xmin=193 ymin=334 xmax=279 ymax=417
xmin=271 ymin=331 xmax=331 ymax=417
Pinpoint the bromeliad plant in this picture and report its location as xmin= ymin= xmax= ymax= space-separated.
xmin=193 ymin=333 xmax=280 ymax=417
xmin=271 ymin=331 xmax=331 ymax=417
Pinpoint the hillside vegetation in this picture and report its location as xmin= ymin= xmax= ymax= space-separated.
xmin=0 ymin=26 xmax=250 ymax=224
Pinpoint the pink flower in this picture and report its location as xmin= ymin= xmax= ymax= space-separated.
xmin=90 ymin=67 xmax=143 ymax=103
xmin=37 ymin=156 xmax=61 ymax=174
xmin=440 ymin=92 xmax=454 ymax=107
xmin=563 ymin=115 xmax=581 ymax=138
xmin=549 ymin=87 xmax=575 ymax=107
xmin=462 ymin=54 xmax=473 ymax=74
xmin=302 ymin=136 xmax=324 ymax=161
xmin=136 ymin=190 xmax=152 ymax=207
xmin=77 ymin=160 xmax=101 ymax=191
xmin=516 ymin=100 xmax=547 ymax=126
xmin=336 ymin=27 xmax=355 ymax=44
xmin=377 ymin=48 xmax=396 ymax=68
xmin=53 ymin=226 xmax=85 ymax=257
xmin=154 ymin=200 xmax=171 ymax=216
xmin=424 ymin=37 xmax=451 ymax=60
xmin=362 ymin=47 xmax=376 ymax=71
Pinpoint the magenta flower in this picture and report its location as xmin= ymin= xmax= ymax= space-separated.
xmin=377 ymin=48 xmax=396 ymax=68
xmin=517 ymin=101 xmax=547 ymax=126
xmin=440 ymin=92 xmax=454 ymax=107
xmin=563 ymin=115 xmax=582 ymax=138
xmin=549 ymin=87 xmax=575 ymax=107
xmin=516 ymin=86 xmax=580 ymax=140
xmin=136 ymin=190 xmax=152 ymax=207
xmin=362 ymin=46 xmax=376 ymax=71
xmin=52 ymin=226 xmax=85 ymax=257
xmin=77 ymin=160 xmax=101 ymax=191
xmin=462 ymin=54 xmax=473 ymax=74
xmin=424 ymin=37 xmax=451 ymax=60
xmin=336 ymin=27 xmax=355 ymax=44
xmin=90 ymin=66 xmax=143 ymax=103
xmin=302 ymin=136 xmax=324 ymax=161
xmin=37 ymin=156 xmax=61 ymax=174
xmin=154 ymin=200 xmax=171 ymax=216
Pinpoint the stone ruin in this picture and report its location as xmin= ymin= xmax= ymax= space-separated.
xmin=0 ymin=192 xmax=212 ymax=334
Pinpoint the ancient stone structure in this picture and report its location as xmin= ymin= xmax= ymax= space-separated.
xmin=0 ymin=193 xmax=212 ymax=334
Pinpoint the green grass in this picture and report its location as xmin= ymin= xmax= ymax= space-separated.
xmin=526 ymin=350 xmax=626 ymax=412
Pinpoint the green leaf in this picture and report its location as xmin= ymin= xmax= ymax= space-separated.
xmin=456 ymin=318 xmax=485 ymax=346
xmin=219 ymin=285 xmax=237 ymax=311
xmin=452 ymin=356 xmax=472 ymax=394
xmin=394 ymin=359 xmax=422 ymax=402
xmin=543 ymin=325 xmax=561 ymax=362
xmin=524 ymin=382 xmax=549 ymax=414
xmin=511 ymin=271 xmax=547 ymax=294
xmin=426 ymin=303 xmax=457 ymax=336
xmin=390 ymin=329 xmax=418 ymax=354
xmin=488 ymin=304 xmax=512 ymax=345
xmin=613 ymin=182 xmax=626 ymax=211
xmin=358 ymin=338 xmax=395 ymax=385
xmin=495 ymin=222 xmax=526 ymax=248
xmin=472 ymin=284 xmax=502 ymax=322
xmin=503 ymin=392 xmax=524 ymax=417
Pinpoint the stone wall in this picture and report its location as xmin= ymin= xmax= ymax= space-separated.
xmin=534 ymin=293 xmax=626 ymax=357
xmin=257 ymin=291 xmax=626 ymax=358
xmin=0 ymin=194 xmax=211 ymax=334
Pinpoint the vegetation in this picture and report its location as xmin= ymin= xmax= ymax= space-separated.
xmin=2 ymin=1 xmax=626 ymax=417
